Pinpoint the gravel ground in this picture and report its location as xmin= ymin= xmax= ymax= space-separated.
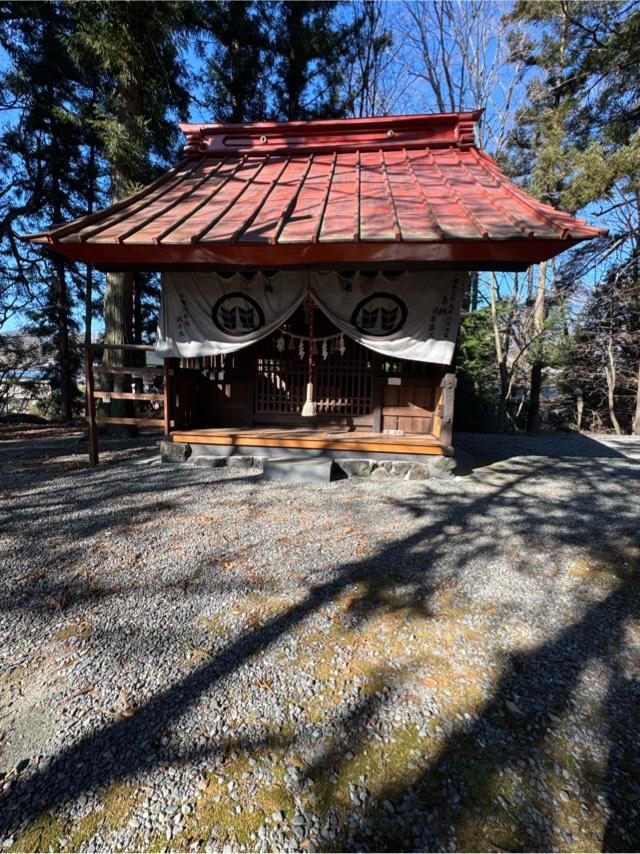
xmin=0 ymin=429 xmax=639 ymax=852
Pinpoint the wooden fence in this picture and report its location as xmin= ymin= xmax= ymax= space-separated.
xmin=84 ymin=343 xmax=173 ymax=466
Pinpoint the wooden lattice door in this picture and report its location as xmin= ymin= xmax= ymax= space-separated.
xmin=254 ymin=339 xmax=374 ymax=425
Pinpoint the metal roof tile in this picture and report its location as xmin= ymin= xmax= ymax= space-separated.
xmin=23 ymin=111 xmax=607 ymax=270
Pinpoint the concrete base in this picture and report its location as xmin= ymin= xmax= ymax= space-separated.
xmin=261 ymin=456 xmax=336 ymax=483
xmin=162 ymin=442 xmax=457 ymax=480
xmin=187 ymin=442 xmax=443 ymax=465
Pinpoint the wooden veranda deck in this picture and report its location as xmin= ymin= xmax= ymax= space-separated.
xmin=170 ymin=426 xmax=449 ymax=456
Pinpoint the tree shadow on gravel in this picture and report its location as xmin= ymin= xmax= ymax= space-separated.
xmin=0 ymin=462 xmax=263 ymax=616
xmin=1 ymin=452 xmax=639 ymax=851
xmin=453 ymin=431 xmax=631 ymax=469
xmin=311 ymin=568 xmax=640 ymax=852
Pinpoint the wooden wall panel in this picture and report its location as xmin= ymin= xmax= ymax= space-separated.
xmin=381 ymin=374 xmax=441 ymax=435
xmin=174 ymin=344 xmax=453 ymax=437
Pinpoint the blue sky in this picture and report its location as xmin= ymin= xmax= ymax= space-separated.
xmin=0 ymin=1 xmax=622 ymax=335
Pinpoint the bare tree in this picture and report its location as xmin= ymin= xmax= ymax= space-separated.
xmin=398 ymin=0 xmax=526 ymax=155
xmin=484 ymin=266 xmax=564 ymax=431
xmin=343 ymin=1 xmax=412 ymax=117
xmin=526 ymin=261 xmax=547 ymax=431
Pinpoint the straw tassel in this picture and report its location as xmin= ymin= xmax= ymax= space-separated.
xmin=301 ymin=382 xmax=317 ymax=417
xmin=301 ymin=296 xmax=317 ymax=417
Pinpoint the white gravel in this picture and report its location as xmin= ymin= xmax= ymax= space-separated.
xmin=0 ymin=430 xmax=638 ymax=852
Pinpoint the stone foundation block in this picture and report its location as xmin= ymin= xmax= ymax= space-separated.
xmin=427 ymin=456 xmax=456 ymax=477
xmin=406 ymin=463 xmax=430 ymax=480
xmin=335 ymin=459 xmax=373 ymax=478
xmin=262 ymin=457 xmax=334 ymax=483
xmin=160 ymin=440 xmax=191 ymax=463
xmin=390 ymin=461 xmax=413 ymax=477
xmin=371 ymin=465 xmax=390 ymax=479
xmin=193 ymin=456 xmax=226 ymax=468
xmin=226 ymin=456 xmax=254 ymax=469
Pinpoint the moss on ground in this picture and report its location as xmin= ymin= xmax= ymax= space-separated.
xmin=8 ymin=571 xmax=616 ymax=852
xmin=182 ymin=749 xmax=297 ymax=849
xmin=10 ymin=814 xmax=67 ymax=853
xmin=52 ymin=620 xmax=93 ymax=642
xmin=199 ymin=614 xmax=227 ymax=635
xmin=10 ymin=783 xmax=141 ymax=853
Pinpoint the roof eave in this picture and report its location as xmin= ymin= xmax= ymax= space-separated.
xmin=33 ymin=236 xmax=594 ymax=273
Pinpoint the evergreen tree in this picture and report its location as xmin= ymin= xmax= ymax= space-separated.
xmin=507 ymin=1 xmax=640 ymax=213
xmin=454 ymin=306 xmax=500 ymax=432
xmin=342 ymin=0 xmax=393 ymax=118
xmin=70 ymin=0 xmax=191 ymax=427
xmin=268 ymin=1 xmax=355 ymax=121
xmin=73 ymin=78 xmax=106 ymax=349
xmin=197 ymin=0 xmax=269 ymax=123
xmin=505 ymin=1 xmax=640 ymax=432
xmin=0 ymin=1 xmax=84 ymax=419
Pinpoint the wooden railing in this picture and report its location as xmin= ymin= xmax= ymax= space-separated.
xmin=84 ymin=343 xmax=174 ymax=466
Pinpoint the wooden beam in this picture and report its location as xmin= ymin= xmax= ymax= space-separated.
xmin=371 ymin=370 xmax=383 ymax=433
xmin=93 ymin=390 xmax=164 ymax=402
xmin=98 ymin=417 xmax=165 ymax=427
xmin=85 ymin=344 xmax=99 ymax=466
xmin=170 ymin=431 xmax=446 ymax=455
xmin=163 ymin=358 xmax=179 ymax=434
xmin=382 ymin=405 xmax=434 ymax=417
xmin=91 ymin=366 xmax=163 ymax=376
xmin=88 ymin=342 xmax=157 ymax=351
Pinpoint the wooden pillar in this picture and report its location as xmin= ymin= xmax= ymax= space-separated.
xmin=371 ymin=359 xmax=383 ymax=433
xmin=247 ymin=350 xmax=256 ymax=427
xmin=163 ymin=357 xmax=179 ymax=436
xmin=438 ymin=372 xmax=456 ymax=448
xmin=85 ymin=344 xmax=99 ymax=466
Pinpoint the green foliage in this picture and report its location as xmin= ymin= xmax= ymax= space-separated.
xmin=504 ymin=1 xmax=640 ymax=434
xmin=196 ymin=1 xmax=269 ymax=123
xmin=506 ymin=1 xmax=640 ymax=212
xmin=267 ymin=1 xmax=356 ymax=121
xmin=69 ymin=1 xmax=192 ymax=199
xmin=197 ymin=1 xmax=360 ymax=124
xmin=0 ymin=1 xmax=86 ymax=416
xmin=455 ymin=307 xmax=500 ymax=431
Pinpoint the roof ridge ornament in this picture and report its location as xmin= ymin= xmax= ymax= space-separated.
xmin=180 ymin=111 xmax=484 ymax=157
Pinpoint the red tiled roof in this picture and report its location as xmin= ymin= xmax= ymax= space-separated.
xmin=24 ymin=111 xmax=605 ymax=271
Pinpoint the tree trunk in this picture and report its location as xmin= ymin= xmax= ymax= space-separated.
xmin=632 ymin=362 xmax=640 ymax=435
xmin=576 ymin=388 xmax=584 ymax=432
xmin=49 ymin=109 xmax=75 ymax=422
xmin=489 ymin=272 xmax=510 ymax=431
xmin=465 ymin=272 xmax=479 ymax=312
xmin=497 ymin=363 xmax=510 ymax=432
xmin=54 ymin=256 xmax=73 ymax=421
xmin=84 ymin=268 xmax=93 ymax=348
xmin=605 ymin=333 xmax=622 ymax=435
xmin=84 ymin=136 xmax=97 ymax=348
xmin=133 ymin=274 xmax=142 ymax=344
xmin=103 ymin=271 xmax=136 ymax=434
xmin=527 ymin=261 xmax=547 ymax=432
xmin=102 ymin=76 xmax=143 ymax=435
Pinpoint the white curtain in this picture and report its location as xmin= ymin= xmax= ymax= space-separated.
xmin=156 ymin=270 xmax=464 ymax=365
xmin=156 ymin=271 xmax=305 ymax=357
xmin=310 ymin=270 xmax=463 ymax=365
